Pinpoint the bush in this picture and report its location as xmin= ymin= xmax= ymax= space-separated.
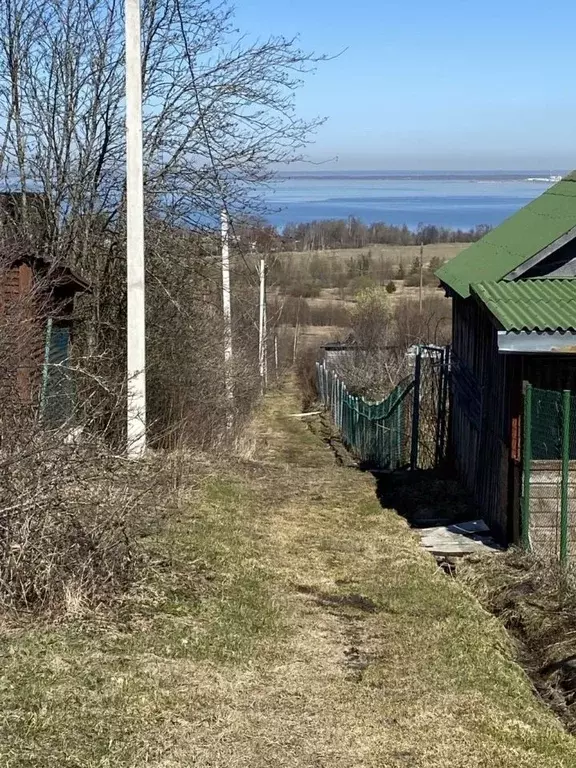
xmin=346 ymin=275 xmax=376 ymax=296
xmin=0 ymin=434 xmax=174 ymax=613
xmin=350 ymin=286 xmax=392 ymax=350
xmin=385 ymin=280 xmax=397 ymax=294
xmin=403 ymin=270 xmax=439 ymax=288
xmin=394 ymin=295 xmax=452 ymax=347
xmin=332 ymin=347 xmax=409 ymax=401
xmin=286 ymin=280 xmax=322 ymax=299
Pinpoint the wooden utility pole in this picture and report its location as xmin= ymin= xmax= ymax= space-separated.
xmin=258 ymin=257 xmax=266 ymax=391
xmin=125 ymin=0 xmax=146 ymax=457
xmin=221 ymin=210 xmax=233 ymax=427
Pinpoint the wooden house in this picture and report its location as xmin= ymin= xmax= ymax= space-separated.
xmin=0 ymin=253 xmax=89 ymax=422
xmin=436 ymin=172 xmax=576 ymax=546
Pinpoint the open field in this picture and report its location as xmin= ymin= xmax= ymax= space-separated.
xmin=2 ymin=379 xmax=575 ymax=767
xmin=276 ymin=242 xmax=468 ymax=268
xmin=310 ymin=283 xmax=446 ymax=309
xmin=270 ymin=243 xmax=456 ymax=354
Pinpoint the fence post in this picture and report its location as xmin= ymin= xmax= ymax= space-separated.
xmin=521 ymin=382 xmax=532 ymax=551
xmin=561 ymin=389 xmax=571 ymax=565
xmin=435 ymin=345 xmax=450 ymax=465
xmin=396 ymin=395 xmax=403 ymax=469
xmin=410 ymin=347 xmax=422 ymax=470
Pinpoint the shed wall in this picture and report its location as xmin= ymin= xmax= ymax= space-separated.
xmin=0 ymin=263 xmax=49 ymax=408
xmin=451 ymin=296 xmax=516 ymax=541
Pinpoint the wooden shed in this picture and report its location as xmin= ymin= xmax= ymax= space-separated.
xmin=436 ymin=172 xmax=576 ymax=545
xmin=0 ymin=253 xmax=89 ymax=422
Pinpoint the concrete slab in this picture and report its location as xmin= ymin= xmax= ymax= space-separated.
xmin=417 ymin=519 xmax=503 ymax=557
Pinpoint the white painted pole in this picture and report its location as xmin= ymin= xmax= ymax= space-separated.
xmin=274 ymin=334 xmax=278 ymax=379
xmin=221 ymin=210 xmax=234 ymax=428
xmin=263 ymin=266 xmax=268 ymax=388
xmin=292 ymin=296 xmax=300 ymax=365
xmin=125 ymin=0 xmax=146 ymax=457
xmin=258 ymin=257 xmax=265 ymax=391
xmin=419 ymin=242 xmax=424 ymax=316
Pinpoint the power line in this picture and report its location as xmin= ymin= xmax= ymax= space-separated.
xmin=174 ymin=0 xmax=259 ymax=287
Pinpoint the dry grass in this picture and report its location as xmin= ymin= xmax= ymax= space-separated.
xmin=459 ymin=549 xmax=576 ymax=733
xmin=1 ymin=380 xmax=575 ymax=766
xmin=280 ymin=242 xmax=467 ymax=266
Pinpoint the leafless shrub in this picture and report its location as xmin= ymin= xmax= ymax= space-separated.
xmin=271 ymin=296 xmax=350 ymax=328
xmin=329 ymin=291 xmax=451 ymax=400
xmin=0 ymin=444 xmax=153 ymax=613
xmin=395 ymin=295 xmax=452 ymax=348
xmin=0 ymin=249 xmax=177 ymax=614
xmin=297 ymin=346 xmax=320 ymax=408
xmin=403 ymin=270 xmax=439 ymax=288
xmin=285 ymin=280 xmax=322 ymax=298
xmin=332 ymin=347 xmax=410 ymax=401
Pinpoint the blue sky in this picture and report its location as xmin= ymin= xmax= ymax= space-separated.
xmin=234 ymin=0 xmax=576 ymax=170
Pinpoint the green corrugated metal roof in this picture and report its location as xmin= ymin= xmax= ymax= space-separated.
xmin=471 ymin=279 xmax=576 ymax=332
xmin=436 ymin=173 xmax=576 ymax=298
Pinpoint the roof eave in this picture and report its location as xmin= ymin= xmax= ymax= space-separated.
xmin=435 ymin=270 xmax=470 ymax=299
xmin=497 ymin=330 xmax=576 ymax=354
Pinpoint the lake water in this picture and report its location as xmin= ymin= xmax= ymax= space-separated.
xmin=263 ymin=171 xmax=564 ymax=231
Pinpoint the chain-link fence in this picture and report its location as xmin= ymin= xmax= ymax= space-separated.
xmin=317 ymin=360 xmax=414 ymax=469
xmin=522 ymin=383 xmax=576 ymax=562
xmin=414 ymin=346 xmax=450 ymax=469
xmin=316 ymin=345 xmax=449 ymax=471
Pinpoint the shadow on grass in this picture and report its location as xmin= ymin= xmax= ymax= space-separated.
xmin=370 ymin=467 xmax=479 ymax=528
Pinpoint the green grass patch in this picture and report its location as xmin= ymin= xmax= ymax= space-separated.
xmin=1 ymin=381 xmax=576 ymax=767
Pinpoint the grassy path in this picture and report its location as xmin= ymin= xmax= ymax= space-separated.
xmin=1 ymin=380 xmax=576 ymax=767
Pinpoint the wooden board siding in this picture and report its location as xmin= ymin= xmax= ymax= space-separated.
xmin=0 ymin=263 xmax=46 ymax=408
xmin=524 ymin=356 xmax=576 ymax=392
xmin=451 ymin=295 xmax=518 ymax=542
xmin=529 ymin=460 xmax=576 ymax=558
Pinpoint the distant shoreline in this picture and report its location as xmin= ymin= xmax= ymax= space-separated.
xmin=263 ymin=171 xmax=558 ymax=230
xmin=275 ymin=170 xmax=565 ymax=183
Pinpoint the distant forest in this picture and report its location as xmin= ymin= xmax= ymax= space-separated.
xmin=279 ymin=218 xmax=491 ymax=251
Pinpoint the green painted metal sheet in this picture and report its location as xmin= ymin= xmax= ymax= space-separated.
xmin=436 ymin=174 xmax=576 ymax=298
xmin=471 ymin=279 xmax=576 ymax=332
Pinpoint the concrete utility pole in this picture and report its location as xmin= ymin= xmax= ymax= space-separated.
xmin=419 ymin=242 xmax=424 ymax=316
xmin=274 ymin=334 xmax=279 ymax=379
xmin=263 ymin=265 xmax=268 ymax=388
xmin=125 ymin=0 xmax=146 ymax=457
xmin=221 ymin=210 xmax=234 ymax=427
xmin=292 ymin=296 xmax=300 ymax=365
xmin=258 ymin=257 xmax=266 ymax=391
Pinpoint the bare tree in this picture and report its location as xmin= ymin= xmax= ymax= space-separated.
xmin=0 ymin=0 xmax=324 ymax=445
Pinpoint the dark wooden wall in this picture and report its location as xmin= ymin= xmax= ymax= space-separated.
xmin=0 ymin=262 xmax=74 ymax=408
xmin=450 ymin=295 xmax=519 ymax=541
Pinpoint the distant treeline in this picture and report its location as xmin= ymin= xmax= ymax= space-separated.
xmin=280 ymin=217 xmax=491 ymax=251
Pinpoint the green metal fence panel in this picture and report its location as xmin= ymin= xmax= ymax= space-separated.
xmin=561 ymin=389 xmax=570 ymax=564
xmin=521 ymin=383 xmax=576 ymax=564
xmin=317 ymin=346 xmax=449 ymax=472
xmin=316 ymin=360 xmax=416 ymax=470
